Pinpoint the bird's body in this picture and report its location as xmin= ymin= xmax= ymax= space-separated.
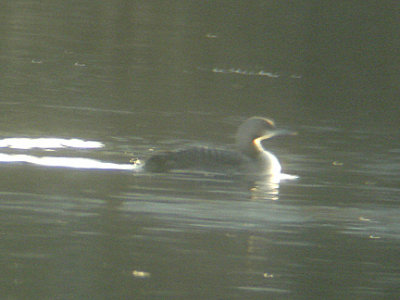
xmin=144 ymin=117 xmax=292 ymax=175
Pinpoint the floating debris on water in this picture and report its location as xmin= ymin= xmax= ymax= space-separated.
xmin=74 ymin=62 xmax=86 ymax=67
xmin=211 ymin=67 xmax=280 ymax=78
xmin=205 ymin=33 xmax=218 ymax=38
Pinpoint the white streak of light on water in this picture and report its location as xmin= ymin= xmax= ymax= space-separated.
xmin=0 ymin=153 xmax=140 ymax=171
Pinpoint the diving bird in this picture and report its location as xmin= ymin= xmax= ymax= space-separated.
xmin=144 ymin=116 xmax=294 ymax=175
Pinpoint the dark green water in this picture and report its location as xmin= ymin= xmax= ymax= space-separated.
xmin=1 ymin=1 xmax=399 ymax=299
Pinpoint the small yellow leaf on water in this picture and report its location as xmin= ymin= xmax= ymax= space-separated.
xmin=263 ymin=273 xmax=274 ymax=278
xmin=130 ymin=158 xmax=141 ymax=164
xmin=132 ymin=270 xmax=151 ymax=278
xmin=369 ymin=235 xmax=381 ymax=239
xmin=332 ymin=161 xmax=344 ymax=166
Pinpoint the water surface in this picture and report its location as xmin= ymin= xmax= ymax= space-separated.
xmin=1 ymin=1 xmax=399 ymax=299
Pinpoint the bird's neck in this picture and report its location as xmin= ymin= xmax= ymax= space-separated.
xmin=236 ymin=137 xmax=264 ymax=158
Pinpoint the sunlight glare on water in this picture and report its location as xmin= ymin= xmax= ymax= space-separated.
xmin=0 ymin=153 xmax=139 ymax=170
xmin=0 ymin=137 xmax=141 ymax=170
